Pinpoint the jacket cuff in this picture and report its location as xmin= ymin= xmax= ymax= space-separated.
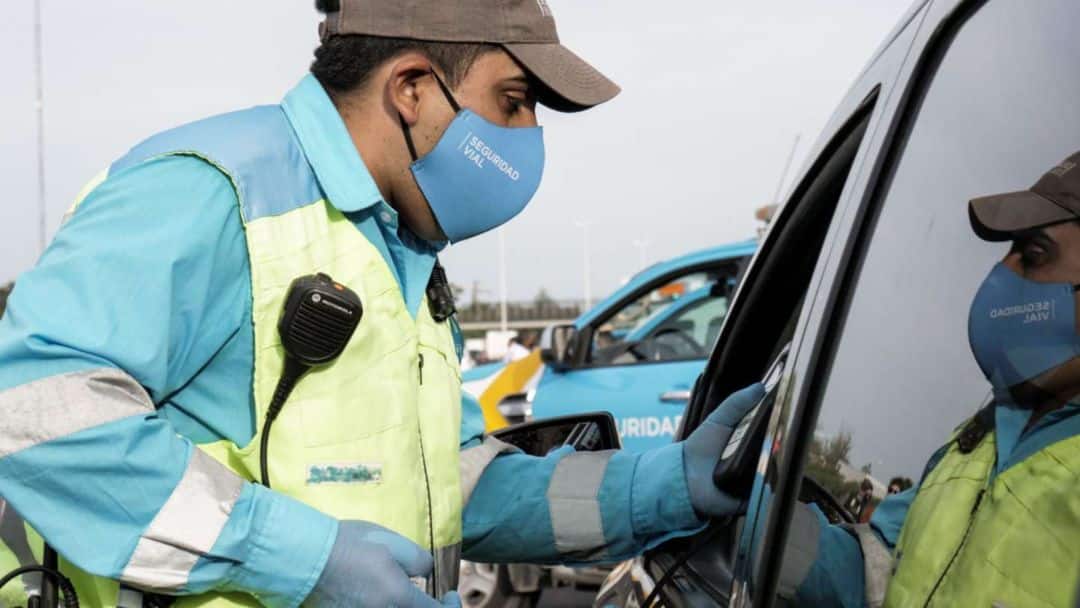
xmin=630 ymin=443 xmax=705 ymax=538
xmin=225 ymin=484 xmax=338 ymax=608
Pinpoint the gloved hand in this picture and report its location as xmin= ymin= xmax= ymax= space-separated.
xmin=305 ymin=520 xmax=461 ymax=608
xmin=682 ymin=383 xmax=766 ymax=517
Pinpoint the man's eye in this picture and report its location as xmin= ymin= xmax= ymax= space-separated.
xmin=1021 ymin=244 xmax=1048 ymax=266
xmin=503 ymin=95 xmax=525 ymax=113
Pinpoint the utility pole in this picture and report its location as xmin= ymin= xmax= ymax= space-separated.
xmin=33 ymin=0 xmax=48 ymax=253
xmin=772 ymin=134 xmax=801 ymax=206
xmin=497 ymin=228 xmax=508 ymax=332
xmin=575 ymin=221 xmax=593 ymax=309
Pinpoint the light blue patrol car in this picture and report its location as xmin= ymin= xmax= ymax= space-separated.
xmin=532 ymin=239 xmax=757 ymax=452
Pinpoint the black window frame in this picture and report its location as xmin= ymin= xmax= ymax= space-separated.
xmin=640 ymin=91 xmax=882 ymax=606
xmin=750 ymin=0 xmax=1005 ymax=604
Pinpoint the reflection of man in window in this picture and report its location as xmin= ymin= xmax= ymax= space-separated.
xmin=772 ymin=152 xmax=1080 ymax=607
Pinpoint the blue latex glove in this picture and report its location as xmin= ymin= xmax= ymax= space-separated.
xmin=682 ymin=383 xmax=766 ymax=517
xmin=306 ymin=521 xmax=461 ymax=607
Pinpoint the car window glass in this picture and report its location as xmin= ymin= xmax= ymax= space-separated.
xmin=776 ymin=0 xmax=1080 ymax=600
xmin=650 ymin=99 xmax=876 ymax=607
xmin=589 ymin=269 xmax=735 ymax=365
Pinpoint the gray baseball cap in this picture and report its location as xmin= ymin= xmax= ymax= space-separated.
xmin=970 ymin=151 xmax=1080 ymax=241
xmin=317 ymin=0 xmax=620 ymax=112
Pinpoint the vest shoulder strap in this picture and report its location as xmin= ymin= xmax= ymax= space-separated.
xmin=918 ymin=402 xmax=996 ymax=485
xmin=110 ymin=105 xmax=323 ymax=224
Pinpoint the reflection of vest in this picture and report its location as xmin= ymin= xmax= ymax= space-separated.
xmin=0 ymin=107 xmax=463 ymax=607
xmin=884 ymin=427 xmax=1080 ymax=607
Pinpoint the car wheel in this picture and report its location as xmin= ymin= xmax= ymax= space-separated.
xmin=459 ymin=562 xmax=539 ymax=608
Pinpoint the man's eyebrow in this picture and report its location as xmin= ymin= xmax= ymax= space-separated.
xmin=500 ymin=75 xmax=532 ymax=88
xmin=1014 ymin=228 xmax=1055 ymax=247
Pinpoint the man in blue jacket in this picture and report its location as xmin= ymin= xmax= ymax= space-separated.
xmin=765 ymin=153 xmax=1080 ymax=607
xmin=0 ymin=2 xmax=759 ymax=607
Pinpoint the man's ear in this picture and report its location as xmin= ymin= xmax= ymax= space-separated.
xmin=386 ymin=52 xmax=435 ymax=126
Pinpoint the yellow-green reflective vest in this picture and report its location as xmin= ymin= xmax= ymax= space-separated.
xmin=0 ymin=141 xmax=463 ymax=606
xmin=884 ymin=428 xmax=1080 ymax=607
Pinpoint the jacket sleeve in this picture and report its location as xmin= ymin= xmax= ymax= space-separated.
xmin=0 ymin=156 xmax=336 ymax=607
xmin=460 ymin=424 xmax=704 ymax=565
xmin=787 ymin=486 xmax=917 ymax=608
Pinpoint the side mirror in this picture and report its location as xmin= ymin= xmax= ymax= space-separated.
xmin=540 ymin=323 xmax=578 ymax=371
xmin=491 ymin=412 xmax=622 ymax=456
xmin=496 ymin=392 xmax=532 ymax=426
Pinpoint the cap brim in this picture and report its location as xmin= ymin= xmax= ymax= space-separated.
xmin=502 ymin=43 xmax=620 ymax=113
xmin=968 ymin=189 xmax=1075 ymax=241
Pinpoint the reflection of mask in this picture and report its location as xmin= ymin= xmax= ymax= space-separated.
xmin=967 ymin=262 xmax=1080 ymax=400
xmin=401 ymin=72 xmax=545 ymax=244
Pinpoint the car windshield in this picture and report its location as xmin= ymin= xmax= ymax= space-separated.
xmin=590 ymin=270 xmax=735 ymax=365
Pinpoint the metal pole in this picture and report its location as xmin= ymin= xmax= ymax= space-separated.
xmin=772 ymin=134 xmax=801 ymax=206
xmin=576 ymin=222 xmax=592 ymax=309
xmin=33 ymin=0 xmax=48 ymax=254
xmin=498 ymin=228 xmax=508 ymax=332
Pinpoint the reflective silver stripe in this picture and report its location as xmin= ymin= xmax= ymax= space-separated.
xmin=775 ymin=502 xmax=821 ymax=600
xmin=459 ymin=436 xmax=518 ymax=504
xmin=546 ymin=451 xmax=613 ymax=559
xmin=0 ymin=368 xmax=153 ymax=458
xmin=843 ymin=523 xmax=893 ymax=608
xmin=120 ymin=449 xmax=244 ymax=591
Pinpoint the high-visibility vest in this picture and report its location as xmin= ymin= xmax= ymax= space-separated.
xmin=884 ymin=426 xmax=1080 ymax=607
xmin=0 ymin=106 xmax=463 ymax=607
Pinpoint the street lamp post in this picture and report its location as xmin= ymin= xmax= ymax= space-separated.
xmin=497 ymin=228 xmax=508 ymax=332
xmin=575 ymin=221 xmax=592 ymax=310
xmin=33 ymin=0 xmax=47 ymax=254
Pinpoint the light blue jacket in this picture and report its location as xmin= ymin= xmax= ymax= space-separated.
xmin=0 ymin=75 xmax=703 ymax=606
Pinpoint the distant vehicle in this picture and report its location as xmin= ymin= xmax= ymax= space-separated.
xmin=458 ymin=241 xmax=755 ymax=608
xmin=534 ymin=240 xmax=756 ymax=452
xmin=463 ymin=241 xmax=756 ymax=452
xmin=594 ymin=0 xmax=1080 ymax=605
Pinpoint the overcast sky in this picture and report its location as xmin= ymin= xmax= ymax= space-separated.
xmin=0 ymin=1 xmax=911 ymax=301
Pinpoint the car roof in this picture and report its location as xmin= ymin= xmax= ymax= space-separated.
xmin=576 ymin=239 xmax=757 ymax=328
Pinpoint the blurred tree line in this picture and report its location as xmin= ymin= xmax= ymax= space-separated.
xmin=805 ymin=429 xmax=863 ymax=504
xmin=454 ymin=286 xmax=582 ymax=324
xmin=0 ymin=282 xmax=11 ymax=319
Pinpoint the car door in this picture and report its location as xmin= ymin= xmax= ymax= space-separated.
xmin=532 ymin=257 xmax=747 ymax=453
xmin=743 ymin=1 xmax=1080 ymax=606
xmin=597 ymin=3 xmax=926 ymax=602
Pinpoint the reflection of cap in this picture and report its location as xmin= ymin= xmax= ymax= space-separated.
xmin=969 ymin=150 xmax=1080 ymax=241
xmin=317 ymin=0 xmax=620 ymax=112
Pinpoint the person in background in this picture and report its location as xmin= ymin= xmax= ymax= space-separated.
xmin=504 ymin=334 xmax=533 ymax=363
xmin=845 ymin=478 xmax=875 ymax=523
xmin=886 ymin=477 xmax=913 ymax=496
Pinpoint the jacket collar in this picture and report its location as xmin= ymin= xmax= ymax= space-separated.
xmin=281 ymin=74 xmax=383 ymax=213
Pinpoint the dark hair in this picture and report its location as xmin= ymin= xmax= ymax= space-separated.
xmin=311 ymin=35 xmax=497 ymax=99
xmin=887 ymin=476 xmax=914 ymax=492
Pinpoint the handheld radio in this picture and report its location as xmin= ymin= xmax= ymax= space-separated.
xmin=260 ymin=273 xmax=362 ymax=487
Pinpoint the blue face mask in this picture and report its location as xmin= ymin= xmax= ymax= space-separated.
xmin=401 ymin=72 xmax=545 ymax=243
xmin=967 ymin=262 xmax=1080 ymax=399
